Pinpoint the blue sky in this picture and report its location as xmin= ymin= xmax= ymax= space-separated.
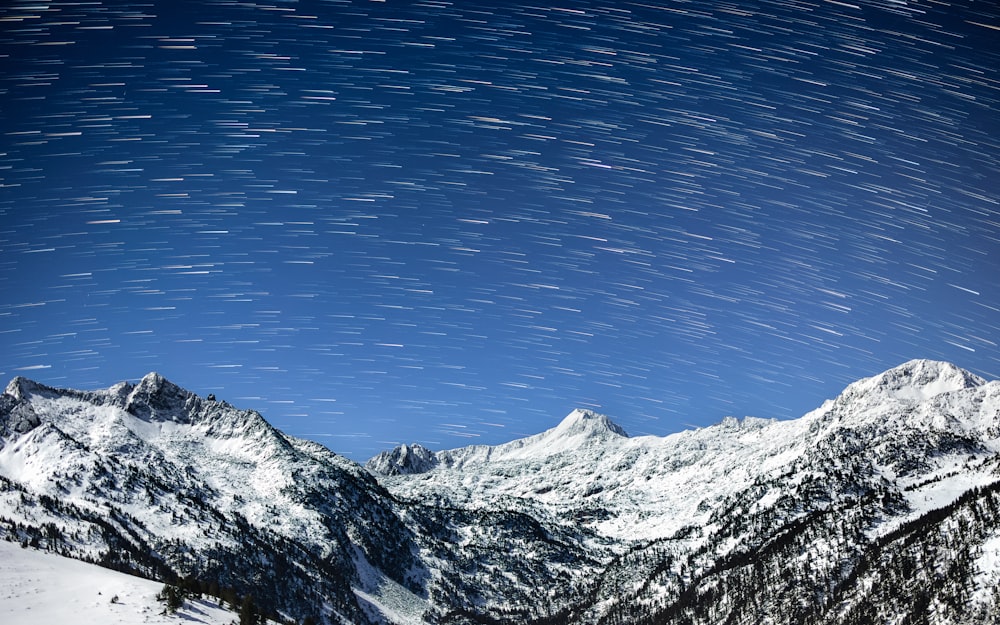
xmin=2 ymin=0 xmax=998 ymax=460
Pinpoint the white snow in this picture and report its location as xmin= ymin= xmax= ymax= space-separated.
xmin=0 ymin=541 xmax=244 ymax=625
xmin=841 ymin=359 xmax=985 ymax=404
xmin=972 ymin=531 xmax=1000 ymax=605
xmin=380 ymin=411 xmax=815 ymax=542
xmin=352 ymin=547 xmax=430 ymax=625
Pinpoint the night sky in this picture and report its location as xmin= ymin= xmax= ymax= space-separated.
xmin=2 ymin=0 xmax=998 ymax=460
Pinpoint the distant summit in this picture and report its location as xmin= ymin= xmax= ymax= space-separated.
xmin=843 ymin=358 xmax=986 ymax=402
xmin=366 ymin=443 xmax=438 ymax=476
xmin=124 ymin=371 xmax=200 ymax=422
xmin=553 ymin=408 xmax=629 ymax=439
xmin=367 ymin=408 xmax=629 ymax=475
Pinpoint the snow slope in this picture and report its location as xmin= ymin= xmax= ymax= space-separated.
xmin=0 ymin=541 xmax=243 ymax=625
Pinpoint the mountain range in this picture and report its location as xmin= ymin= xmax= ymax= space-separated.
xmin=1 ymin=359 xmax=999 ymax=624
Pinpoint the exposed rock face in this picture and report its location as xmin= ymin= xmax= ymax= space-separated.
xmin=366 ymin=443 xmax=439 ymax=476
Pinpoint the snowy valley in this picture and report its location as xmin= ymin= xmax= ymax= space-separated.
xmin=2 ymin=360 xmax=1000 ymax=624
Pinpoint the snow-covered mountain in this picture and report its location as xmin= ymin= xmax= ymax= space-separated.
xmin=369 ymin=359 xmax=1000 ymax=542
xmin=0 ymin=372 xmax=425 ymax=624
xmin=374 ymin=359 xmax=1000 ymax=624
xmin=2 ymin=360 xmax=1000 ymax=624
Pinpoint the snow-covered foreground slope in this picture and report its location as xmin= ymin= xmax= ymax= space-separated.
xmin=2 ymin=359 xmax=1000 ymax=625
xmin=0 ymin=541 xmax=242 ymax=625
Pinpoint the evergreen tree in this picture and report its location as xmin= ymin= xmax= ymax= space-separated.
xmin=156 ymin=583 xmax=185 ymax=614
xmin=239 ymin=594 xmax=261 ymax=625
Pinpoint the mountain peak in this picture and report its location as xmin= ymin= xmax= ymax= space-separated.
xmin=552 ymin=408 xmax=629 ymax=439
xmin=135 ymin=371 xmax=169 ymax=392
xmin=845 ymin=359 xmax=985 ymax=402
xmin=125 ymin=372 xmax=199 ymax=422
xmin=4 ymin=376 xmax=55 ymax=401
xmin=366 ymin=443 xmax=438 ymax=476
xmin=4 ymin=376 xmax=32 ymax=400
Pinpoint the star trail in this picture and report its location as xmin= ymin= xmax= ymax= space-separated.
xmin=2 ymin=0 xmax=998 ymax=459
